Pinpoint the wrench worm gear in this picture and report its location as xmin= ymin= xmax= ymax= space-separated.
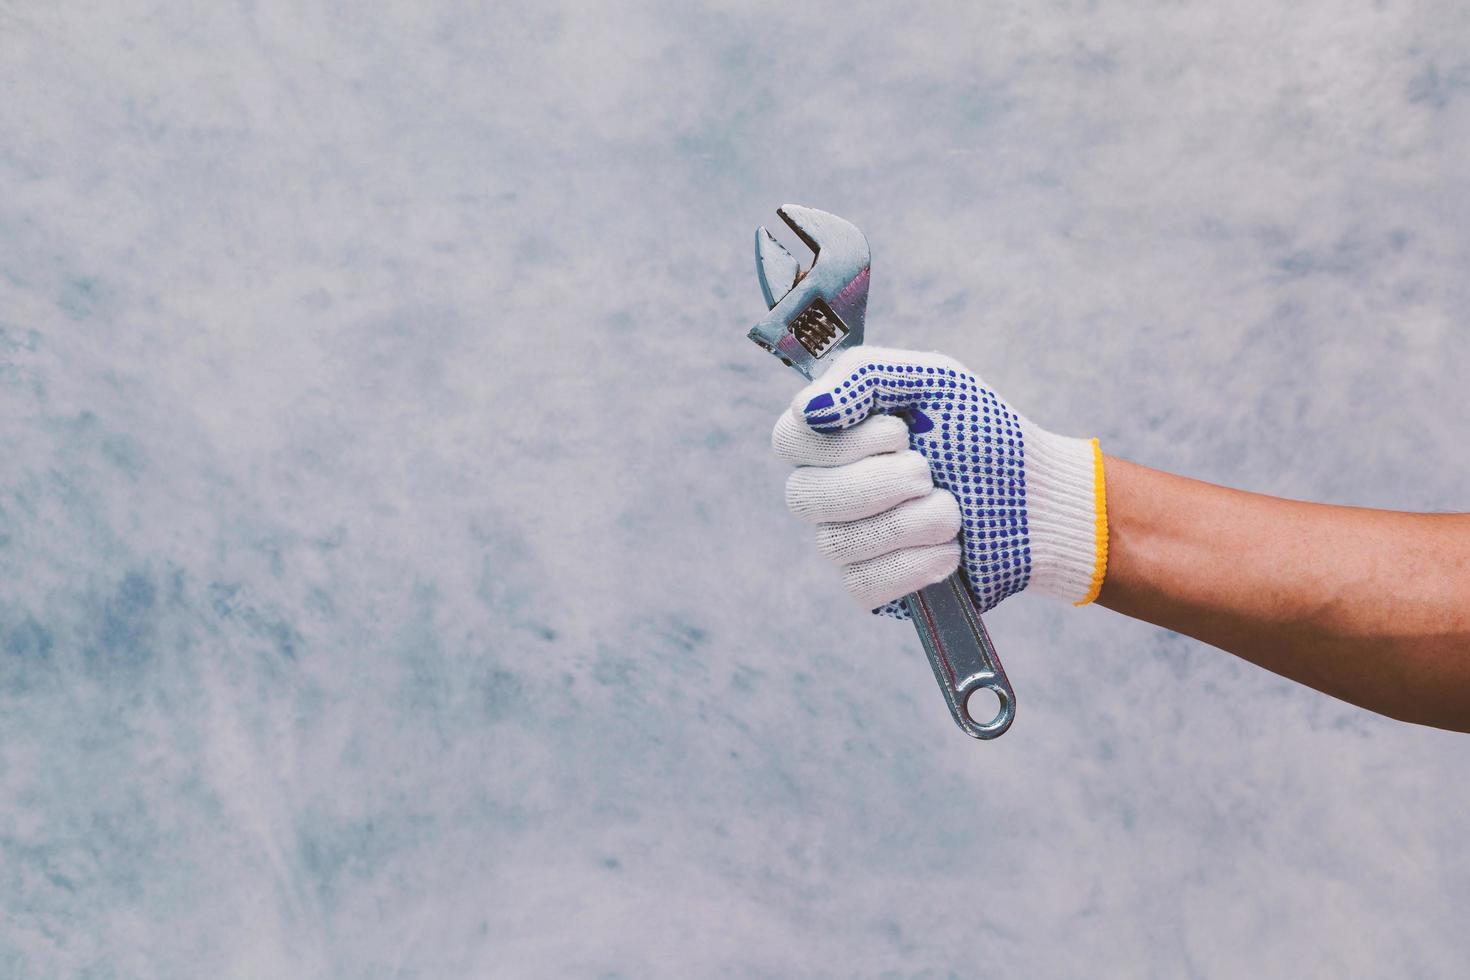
xmin=747 ymin=205 xmax=1017 ymax=740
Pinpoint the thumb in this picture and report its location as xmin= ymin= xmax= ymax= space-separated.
xmin=791 ymin=346 xmax=960 ymax=435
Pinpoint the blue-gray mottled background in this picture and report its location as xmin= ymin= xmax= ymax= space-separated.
xmin=3 ymin=1 xmax=1469 ymax=977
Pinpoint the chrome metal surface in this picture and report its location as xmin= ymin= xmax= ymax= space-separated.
xmin=755 ymin=227 xmax=800 ymax=310
xmin=904 ymin=578 xmax=1015 ymax=739
xmin=747 ymin=204 xmax=1017 ymax=740
xmin=747 ymin=205 xmax=869 ymax=380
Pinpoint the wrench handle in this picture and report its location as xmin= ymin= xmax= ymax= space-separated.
xmin=903 ymin=573 xmax=1015 ymax=739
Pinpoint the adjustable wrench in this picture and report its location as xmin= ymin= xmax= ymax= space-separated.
xmin=748 ymin=205 xmax=1016 ymax=740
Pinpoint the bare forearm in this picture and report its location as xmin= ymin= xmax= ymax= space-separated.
xmin=1096 ymin=456 xmax=1470 ymax=731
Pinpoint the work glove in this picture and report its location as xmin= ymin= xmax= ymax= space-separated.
xmin=772 ymin=346 xmax=1108 ymax=618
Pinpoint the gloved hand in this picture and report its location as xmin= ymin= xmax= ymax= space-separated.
xmin=772 ymin=346 xmax=1108 ymax=618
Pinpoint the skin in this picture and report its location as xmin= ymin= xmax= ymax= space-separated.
xmin=1095 ymin=455 xmax=1470 ymax=733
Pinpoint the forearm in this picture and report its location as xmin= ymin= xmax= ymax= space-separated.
xmin=1096 ymin=456 xmax=1470 ymax=731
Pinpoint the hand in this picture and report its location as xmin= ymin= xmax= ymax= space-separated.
xmin=772 ymin=346 xmax=1108 ymax=618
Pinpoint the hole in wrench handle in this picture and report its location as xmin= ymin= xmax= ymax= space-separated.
xmin=902 ymin=573 xmax=1017 ymax=740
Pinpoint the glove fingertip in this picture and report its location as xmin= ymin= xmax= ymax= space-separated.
xmin=803 ymin=392 xmax=835 ymax=414
xmin=801 ymin=385 xmax=875 ymax=433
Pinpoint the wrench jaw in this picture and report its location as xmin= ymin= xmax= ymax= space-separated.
xmin=748 ymin=204 xmax=870 ymax=381
xmin=755 ymin=227 xmax=800 ymax=310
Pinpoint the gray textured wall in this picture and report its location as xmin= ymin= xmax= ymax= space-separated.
xmin=3 ymin=2 xmax=1469 ymax=977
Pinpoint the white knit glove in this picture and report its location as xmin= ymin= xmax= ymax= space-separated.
xmin=772 ymin=346 xmax=1108 ymax=618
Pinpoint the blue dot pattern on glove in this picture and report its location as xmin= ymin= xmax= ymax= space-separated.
xmin=802 ymin=357 xmax=1031 ymax=618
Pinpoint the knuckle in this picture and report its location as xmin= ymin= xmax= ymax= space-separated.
xmin=770 ymin=410 xmax=798 ymax=454
xmin=813 ymin=523 xmax=843 ymax=560
xmin=935 ymin=352 xmax=964 ymax=374
xmin=783 ymin=469 xmax=818 ymax=515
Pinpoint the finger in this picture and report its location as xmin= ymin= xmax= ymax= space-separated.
xmin=842 ymin=540 xmax=961 ymax=609
xmin=791 ymin=345 xmax=967 ymax=434
xmin=785 ymin=450 xmax=932 ymax=523
xmin=815 ymin=488 xmax=960 ymax=564
xmin=772 ymin=410 xmax=909 ymax=467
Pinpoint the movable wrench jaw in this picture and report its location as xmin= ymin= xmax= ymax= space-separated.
xmin=748 ymin=205 xmax=870 ymax=380
xmin=755 ymin=227 xmax=800 ymax=310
